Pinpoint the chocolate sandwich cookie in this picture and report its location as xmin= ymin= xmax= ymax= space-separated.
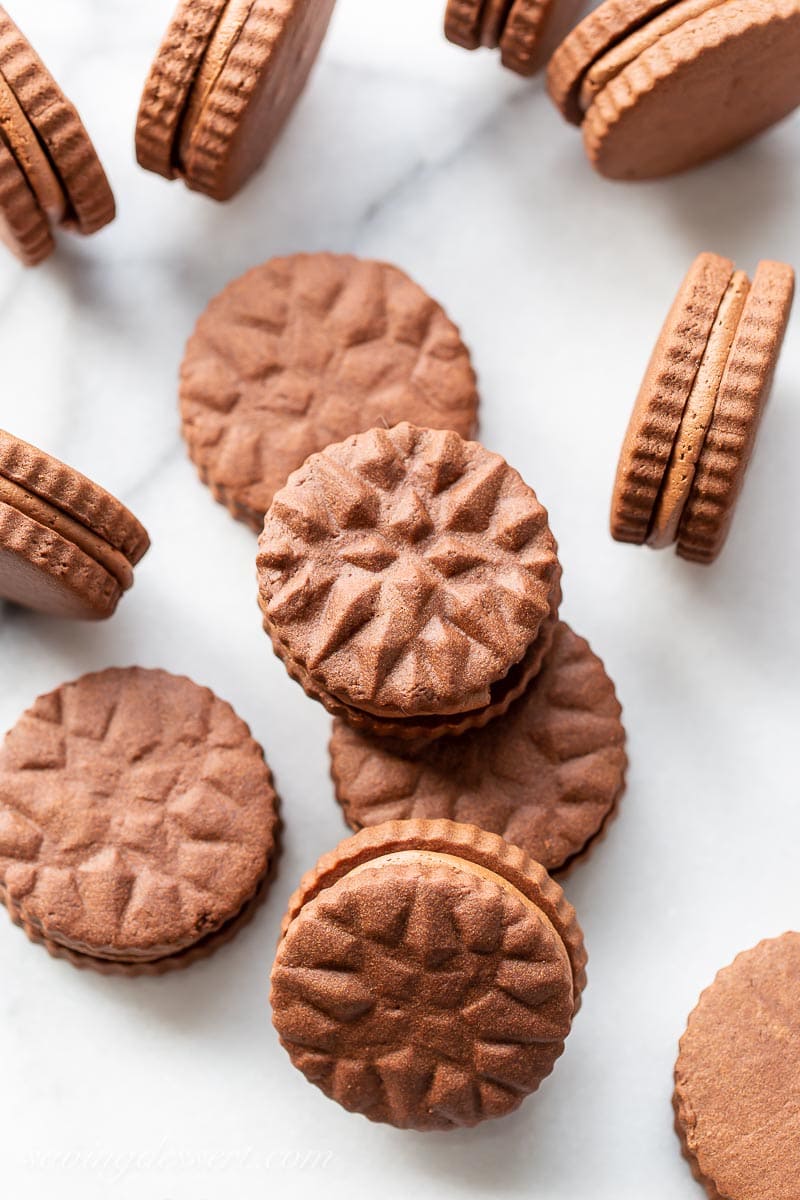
xmin=548 ymin=0 xmax=800 ymax=178
xmin=611 ymin=253 xmax=795 ymax=563
xmin=0 ymin=668 xmax=280 ymax=975
xmin=0 ymin=7 xmax=114 ymax=263
xmin=444 ymin=0 xmax=554 ymax=75
xmin=0 ymin=430 xmax=149 ymax=620
xmin=257 ymin=423 xmax=562 ymax=739
xmin=271 ymin=819 xmax=586 ymax=1130
xmin=136 ymin=0 xmax=336 ymax=201
xmin=180 ymin=253 xmax=479 ymax=531
xmin=674 ymin=933 xmax=800 ymax=1199
xmin=330 ymin=623 xmax=627 ymax=874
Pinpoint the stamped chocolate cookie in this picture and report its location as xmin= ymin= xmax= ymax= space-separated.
xmin=674 ymin=933 xmax=800 ymax=1199
xmin=611 ymin=254 xmax=794 ymax=563
xmin=0 ymin=430 xmax=149 ymax=620
xmin=0 ymin=6 xmax=114 ymax=260
xmin=136 ymin=0 xmax=336 ymax=201
xmin=271 ymin=819 xmax=586 ymax=1129
xmin=0 ymin=668 xmax=280 ymax=975
xmin=445 ymin=0 xmax=554 ymax=74
xmin=258 ymin=423 xmax=561 ymax=733
xmin=330 ymin=623 xmax=626 ymax=873
xmin=548 ymin=0 xmax=800 ymax=178
xmin=180 ymin=254 xmax=479 ymax=530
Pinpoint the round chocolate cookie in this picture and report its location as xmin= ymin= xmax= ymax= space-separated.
xmin=0 ymin=429 xmax=149 ymax=620
xmin=611 ymin=254 xmax=795 ymax=563
xmin=180 ymin=254 xmax=479 ymax=530
xmin=271 ymin=819 xmax=586 ymax=1130
xmin=548 ymin=0 xmax=800 ymax=179
xmin=0 ymin=668 xmax=280 ymax=974
xmin=0 ymin=7 xmax=114 ymax=239
xmin=330 ymin=623 xmax=626 ymax=873
xmin=136 ymin=0 xmax=336 ymax=201
xmin=258 ymin=423 xmax=561 ymax=726
xmin=674 ymin=933 xmax=800 ymax=1200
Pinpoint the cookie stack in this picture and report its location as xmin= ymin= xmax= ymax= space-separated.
xmin=256 ymin=419 xmax=627 ymax=876
xmin=0 ymin=7 xmax=114 ymax=264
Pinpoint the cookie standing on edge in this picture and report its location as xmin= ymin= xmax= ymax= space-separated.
xmin=271 ymin=819 xmax=587 ymax=1130
xmin=547 ymin=0 xmax=800 ymax=178
xmin=0 ymin=430 xmax=150 ymax=620
xmin=674 ymin=933 xmax=800 ymax=1199
xmin=257 ymin=422 xmax=562 ymax=740
xmin=444 ymin=0 xmax=554 ymax=75
xmin=611 ymin=253 xmax=795 ymax=563
xmin=330 ymin=623 xmax=627 ymax=874
xmin=0 ymin=668 xmax=280 ymax=975
xmin=136 ymin=0 xmax=336 ymax=200
xmin=0 ymin=7 xmax=115 ymax=264
xmin=180 ymin=254 xmax=479 ymax=531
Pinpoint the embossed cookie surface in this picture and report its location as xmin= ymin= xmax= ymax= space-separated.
xmin=674 ymin=933 xmax=800 ymax=1200
xmin=0 ymin=668 xmax=279 ymax=969
xmin=271 ymin=819 xmax=586 ymax=1130
xmin=181 ymin=254 xmax=479 ymax=530
xmin=330 ymin=623 xmax=626 ymax=871
xmin=258 ymin=423 xmax=559 ymax=719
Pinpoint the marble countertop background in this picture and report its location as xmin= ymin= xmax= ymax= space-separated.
xmin=1 ymin=2 xmax=799 ymax=1197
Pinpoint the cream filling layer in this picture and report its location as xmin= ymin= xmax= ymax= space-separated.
xmin=0 ymin=473 xmax=133 ymax=589
xmin=647 ymin=270 xmax=750 ymax=549
xmin=177 ymin=0 xmax=257 ymax=166
xmin=0 ymin=69 xmax=66 ymax=223
xmin=579 ymin=0 xmax=729 ymax=114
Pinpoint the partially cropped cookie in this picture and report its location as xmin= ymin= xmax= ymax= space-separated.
xmin=548 ymin=0 xmax=800 ymax=178
xmin=674 ymin=933 xmax=800 ymax=1199
xmin=330 ymin=623 xmax=626 ymax=874
xmin=611 ymin=253 xmax=795 ymax=563
xmin=271 ymin=819 xmax=586 ymax=1130
xmin=0 ymin=429 xmax=149 ymax=620
xmin=180 ymin=254 xmax=479 ymax=530
xmin=0 ymin=668 xmax=280 ymax=975
xmin=445 ymin=0 xmax=554 ymax=76
xmin=0 ymin=7 xmax=114 ymax=264
xmin=136 ymin=0 xmax=336 ymax=200
xmin=257 ymin=423 xmax=562 ymax=740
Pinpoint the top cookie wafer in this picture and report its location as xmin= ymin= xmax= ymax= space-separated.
xmin=0 ymin=668 xmax=279 ymax=973
xmin=548 ymin=0 xmax=800 ymax=178
xmin=271 ymin=819 xmax=586 ymax=1130
xmin=137 ymin=0 xmax=336 ymax=200
xmin=180 ymin=253 xmax=479 ymax=531
xmin=674 ymin=933 xmax=800 ymax=1200
xmin=258 ymin=423 xmax=560 ymax=719
xmin=0 ymin=6 xmax=114 ymax=236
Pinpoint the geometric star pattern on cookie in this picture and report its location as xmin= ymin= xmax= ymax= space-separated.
xmin=330 ymin=623 xmax=627 ymax=872
xmin=181 ymin=254 xmax=479 ymax=529
xmin=0 ymin=668 xmax=279 ymax=963
xmin=271 ymin=859 xmax=575 ymax=1130
xmin=258 ymin=423 xmax=559 ymax=718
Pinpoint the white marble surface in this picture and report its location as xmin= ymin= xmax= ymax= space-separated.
xmin=1 ymin=1 xmax=799 ymax=1196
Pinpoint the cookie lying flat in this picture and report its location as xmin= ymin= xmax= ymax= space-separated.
xmin=0 ymin=668 xmax=280 ymax=975
xmin=611 ymin=253 xmax=795 ymax=563
xmin=271 ymin=819 xmax=586 ymax=1130
xmin=180 ymin=254 xmax=479 ymax=530
xmin=444 ymin=0 xmax=554 ymax=75
xmin=136 ymin=0 xmax=336 ymax=200
xmin=0 ymin=430 xmax=150 ymax=620
xmin=330 ymin=623 xmax=627 ymax=874
xmin=674 ymin=933 xmax=800 ymax=1199
xmin=548 ymin=0 xmax=800 ymax=178
xmin=257 ymin=423 xmax=562 ymax=739
xmin=0 ymin=7 xmax=114 ymax=262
